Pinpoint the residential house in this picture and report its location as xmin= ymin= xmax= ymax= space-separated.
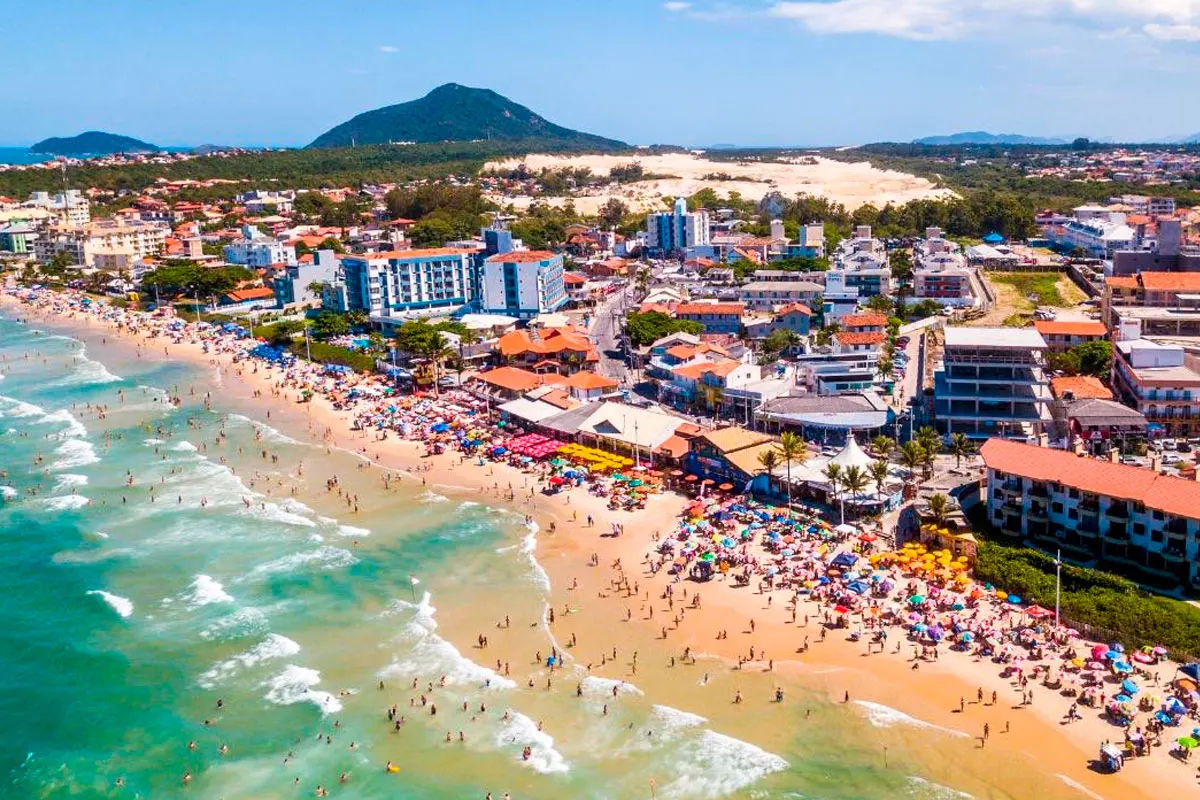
xmin=218 ymin=286 xmax=276 ymax=312
xmin=1033 ymin=320 xmax=1107 ymax=353
xmin=674 ymin=302 xmax=745 ymax=335
xmin=739 ymin=280 xmax=822 ymax=311
xmin=494 ymin=327 xmax=599 ymax=375
xmin=561 ymin=371 xmax=620 ymax=402
xmin=468 ymin=366 xmax=563 ymax=402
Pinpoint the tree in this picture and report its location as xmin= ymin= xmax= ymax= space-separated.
xmin=871 ymin=435 xmax=894 ymax=459
xmin=949 ymin=432 xmax=972 ymax=468
xmin=309 ymin=311 xmax=350 ymax=341
xmin=890 ymin=248 xmax=914 ymax=284
xmin=409 ymin=216 xmax=457 ymax=248
xmin=927 ymin=493 xmax=951 ymax=526
xmin=317 ymin=236 xmax=345 ymax=254
xmin=864 ymin=295 xmax=895 ymax=314
xmin=1074 ymin=340 xmax=1113 ymax=378
xmin=760 ymin=329 xmax=800 ymax=363
xmin=777 ymin=431 xmax=808 ymax=512
xmin=306 ymin=280 xmax=327 ymax=299
xmin=915 ymin=426 xmax=941 ymax=458
xmin=625 ymin=311 xmax=703 ymax=348
xmin=47 ymin=250 xmax=74 ymax=273
xmin=869 ymin=459 xmax=890 ymax=498
xmin=598 ymin=198 xmax=627 ymax=230
xmin=141 ymin=262 xmax=254 ymax=298
xmin=898 ymin=441 xmax=926 ymax=481
xmin=813 ymin=323 xmax=839 ymax=348
xmin=823 ymin=463 xmax=843 ymax=524
xmin=841 ymin=465 xmax=869 ymax=519
xmin=394 ymin=319 xmax=442 ymax=356
xmin=757 ymin=448 xmax=781 ymax=495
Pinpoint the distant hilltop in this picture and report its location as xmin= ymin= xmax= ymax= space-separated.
xmin=308 ymin=83 xmax=625 ymax=150
xmin=912 ymin=131 xmax=1069 ymax=146
xmin=29 ymin=131 xmax=160 ymax=156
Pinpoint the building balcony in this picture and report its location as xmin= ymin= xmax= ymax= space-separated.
xmin=1106 ymin=503 xmax=1130 ymax=519
xmin=1028 ymin=505 xmax=1048 ymax=520
xmin=1079 ymin=498 xmax=1100 ymax=513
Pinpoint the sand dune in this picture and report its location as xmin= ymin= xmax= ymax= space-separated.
xmin=483 ymin=151 xmax=953 ymax=214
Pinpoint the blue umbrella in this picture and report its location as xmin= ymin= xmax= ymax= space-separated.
xmin=1121 ymin=679 xmax=1139 ymax=695
xmin=1110 ymin=643 xmax=1125 ymax=653
xmin=1105 ymin=650 xmax=1121 ymax=660
xmin=781 ymin=548 xmax=794 ymax=556
xmin=1113 ymin=661 xmax=1133 ymax=673
xmin=1007 ymin=595 xmax=1021 ymax=604
xmin=721 ymin=538 xmax=736 ymax=548
xmin=1115 ymin=694 xmax=1133 ymax=704
xmin=912 ymin=623 xmax=928 ymax=632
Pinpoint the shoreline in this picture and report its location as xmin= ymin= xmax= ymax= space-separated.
xmin=4 ymin=291 xmax=1193 ymax=800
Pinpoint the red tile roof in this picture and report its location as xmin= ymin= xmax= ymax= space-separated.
xmin=473 ymin=367 xmax=551 ymax=393
xmin=776 ymin=303 xmax=813 ymax=316
xmin=675 ymin=303 xmax=745 ymax=317
xmin=1033 ymin=320 xmax=1107 ymax=337
xmin=840 ymin=312 xmax=889 ymax=328
xmin=834 ymin=331 xmax=887 ymax=346
xmin=485 ymin=250 xmax=557 ymax=263
xmin=224 ymin=287 xmax=275 ymax=302
xmin=980 ymin=438 xmax=1200 ymax=520
xmin=562 ymin=371 xmax=619 ymax=390
xmin=562 ymin=271 xmax=588 ymax=286
xmin=672 ymin=359 xmax=743 ymax=380
xmin=1138 ymin=273 xmax=1200 ymax=291
xmin=1050 ymin=375 xmax=1113 ymax=400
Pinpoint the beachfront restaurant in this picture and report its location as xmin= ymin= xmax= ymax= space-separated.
xmin=683 ymin=427 xmax=781 ymax=492
xmin=756 ymin=393 xmax=895 ymax=445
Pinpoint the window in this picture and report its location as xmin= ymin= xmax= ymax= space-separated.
xmin=1069 ymin=488 xmax=1080 ymax=499
xmin=1068 ymin=509 xmax=1078 ymax=520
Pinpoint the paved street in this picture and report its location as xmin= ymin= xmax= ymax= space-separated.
xmin=589 ymin=287 xmax=633 ymax=385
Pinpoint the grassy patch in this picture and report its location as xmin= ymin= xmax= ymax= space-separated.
xmin=988 ymin=272 xmax=1069 ymax=307
xmin=1002 ymin=313 xmax=1032 ymax=328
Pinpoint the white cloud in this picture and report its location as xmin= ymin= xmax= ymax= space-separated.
xmin=663 ymin=1 xmax=692 ymax=10
xmin=1145 ymin=22 xmax=1200 ymax=40
xmin=753 ymin=0 xmax=1200 ymax=41
xmin=379 ymin=45 xmax=399 ymax=53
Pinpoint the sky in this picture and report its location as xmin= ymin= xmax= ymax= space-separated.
xmin=4 ymin=0 xmax=1200 ymax=147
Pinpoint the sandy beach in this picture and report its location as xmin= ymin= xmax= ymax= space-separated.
xmin=482 ymin=152 xmax=954 ymax=214
xmin=6 ymin=290 xmax=1196 ymax=800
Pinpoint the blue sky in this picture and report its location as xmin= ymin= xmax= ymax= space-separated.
xmin=3 ymin=0 xmax=1200 ymax=147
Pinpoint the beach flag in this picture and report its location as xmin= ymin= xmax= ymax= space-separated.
xmin=409 ymin=575 xmax=420 ymax=586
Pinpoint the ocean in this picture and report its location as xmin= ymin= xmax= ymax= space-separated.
xmin=0 ymin=148 xmax=50 ymax=167
xmin=0 ymin=311 xmax=1079 ymax=800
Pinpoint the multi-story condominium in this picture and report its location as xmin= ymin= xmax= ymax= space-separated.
xmin=236 ymin=189 xmax=295 ymax=215
xmin=1054 ymin=217 xmax=1137 ymax=258
xmin=793 ymin=349 xmax=879 ymax=395
xmin=980 ymin=438 xmax=1200 ymax=588
xmin=1032 ymin=320 xmax=1107 ymax=353
xmin=342 ymin=248 xmax=476 ymax=325
xmin=914 ymin=265 xmax=973 ymax=306
xmin=825 ymin=267 xmax=891 ymax=298
xmin=646 ymin=197 xmax=710 ymax=255
xmin=1112 ymin=338 xmax=1200 ymax=437
xmin=273 ymin=250 xmax=340 ymax=308
xmin=934 ymin=327 xmax=1051 ymax=439
xmin=224 ymin=225 xmax=297 ymax=268
xmin=1108 ymin=194 xmax=1176 ymax=217
xmin=35 ymin=219 xmax=166 ymax=267
xmin=673 ymin=302 xmax=745 ymax=335
xmin=480 ymin=250 xmax=568 ymax=320
xmin=27 ymin=190 xmax=90 ymax=226
xmin=738 ymin=280 xmax=822 ymax=311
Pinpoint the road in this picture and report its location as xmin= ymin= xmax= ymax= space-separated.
xmin=589 ymin=287 xmax=633 ymax=386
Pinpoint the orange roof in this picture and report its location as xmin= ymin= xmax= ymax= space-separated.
xmin=672 ymin=359 xmax=742 ymax=380
xmin=562 ymin=271 xmax=588 ymax=285
xmin=1033 ymin=320 xmax=1107 ymax=337
xmin=840 ymin=312 xmax=888 ymax=328
xmin=1050 ymin=375 xmax=1114 ymax=400
xmin=496 ymin=329 xmax=596 ymax=359
xmin=675 ymin=303 xmax=745 ymax=317
xmin=539 ymin=388 xmax=576 ymax=409
xmin=835 ymin=331 xmax=887 ymax=346
xmin=638 ymin=303 xmax=676 ymax=315
xmin=1138 ymin=273 xmax=1200 ymax=291
xmin=473 ymin=367 xmax=547 ymax=393
xmin=484 ymin=250 xmax=557 ymax=263
xmin=980 ymin=439 xmax=1200 ymax=520
xmin=225 ymin=287 xmax=275 ymax=302
xmin=563 ymin=371 xmax=619 ymax=391
xmin=653 ymin=435 xmax=690 ymax=458
xmin=298 ymin=253 xmax=314 ymax=264
xmin=776 ymin=303 xmax=813 ymax=316
xmin=1106 ymin=276 xmax=1138 ymax=290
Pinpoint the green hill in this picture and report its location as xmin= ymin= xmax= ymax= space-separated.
xmin=308 ymin=83 xmax=625 ymax=149
xmin=30 ymin=131 xmax=160 ymax=156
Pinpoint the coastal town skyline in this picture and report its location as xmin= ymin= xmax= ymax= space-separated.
xmin=5 ymin=1 xmax=1200 ymax=147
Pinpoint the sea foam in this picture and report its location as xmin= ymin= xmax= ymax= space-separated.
xmin=88 ymin=590 xmax=133 ymax=618
xmin=200 ymin=633 xmax=301 ymax=688
xmin=854 ymin=701 xmax=969 ymax=738
xmin=262 ymin=665 xmax=342 ymax=714
xmin=654 ymin=730 xmax=787 ymax=799
xmin=42 ymin=494 xmax=89 ymax=511
xmin=183 ymin=574 xmax=234 ymax=607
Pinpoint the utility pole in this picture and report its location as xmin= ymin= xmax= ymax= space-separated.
xmin=304 ymin=322 xmax=312 ymax=362
xmin=1054 ymin=548 xmax=1062 ymax=628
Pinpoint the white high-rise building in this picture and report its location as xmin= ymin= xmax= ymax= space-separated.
xmin=646 ymin=197 xmax=710 ymax=254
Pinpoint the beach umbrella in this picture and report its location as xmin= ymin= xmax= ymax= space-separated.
xmin=908 ymin=595 xmax=925 ymax=605
xmin=1007 ymin=595 xmax=1021 ymax=604
xmin=699 ymin=552 xmax=715 ymax=562
xmin=1115 ymin=694 xmax=1133 ymax=704
xmin=1105 ymin=650 xmax=1121 ymax=660
xmin=1113 ymin=661 xmax=1133 ymax=673
xmin=834 ymin=605 xmax=851 ymax=614
xmin=1121 ymin=679 xmax=1139 ymax=695
xmin=1177 ymin=737 xmax=1199 ymax=749
xmin=1110 ymin=643 xmax=1125 ymax=653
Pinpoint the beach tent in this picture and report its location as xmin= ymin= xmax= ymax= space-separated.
xmin=1178 ymin=663 xmax=1200 ymax=682
xmin=827 ymin=437 xmax=874 ymax=472
xmin=983 ymin=232 xmax=1005 ymax=244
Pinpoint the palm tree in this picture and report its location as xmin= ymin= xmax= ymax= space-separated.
xmin=876 ymin=356 xmax=895 ymax=384
xmin=927 ymin=493 xmax=951 ymax=526
xmin=757 ymin=448 xmax=781 ymax=497
xmin=898 ymin=441 xmax=925 ymax=483
xmin=949 ymin=433 xmax=972 ymax=468
xmin=776 ymin=431 xmax=808 ymax=513
xmin=869 ymin=458 xmax=890 ymax=500
xmin=841 ymin=465 xmax=869 ymax=520
xmin=823 ymin=462 xmax=843 ymax=524
xmin=871 ymin=435 xmax=894 ymax=458
xmin=915 ymin=426 xmax=941 ymax=458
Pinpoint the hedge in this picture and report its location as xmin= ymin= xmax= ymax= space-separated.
xmin=974 ymin=542 xmax=1200 ymax=660
xmin=286 ymin=340 xmax=375 ymax=373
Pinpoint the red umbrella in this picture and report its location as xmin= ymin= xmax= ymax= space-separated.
xmin=834 ymin=605 xmax=851 ymax=614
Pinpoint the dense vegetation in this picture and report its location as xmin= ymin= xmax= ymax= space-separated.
xmin=973 ymin=541 xmax=1200 ymax=660
xmin=308 ymin=83 xmax=625 ymax=149
xmin=139 ymin=261 xmax=255 ymax=298
xmin=0 ymin=139 xmax=629 ymax=199
xmin=626 ymin=311 xmax=704 ymax=347
xmin=31 ymin=130 xmax=159 ymax=155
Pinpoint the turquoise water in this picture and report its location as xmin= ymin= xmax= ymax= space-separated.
xmin=0 ymin=313 xmax=1062 ymax=800
xmin=0 ymin=148 xmax=48 ymax=166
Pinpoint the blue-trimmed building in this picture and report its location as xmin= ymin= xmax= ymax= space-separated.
xmin=340 ymin=248 xmax=475 ymax=328
xmin=480 ymin=250 xmax=568 ymax=320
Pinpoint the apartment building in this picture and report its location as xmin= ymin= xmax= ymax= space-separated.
xmin=914 ymin=264 xmax=973 ymax=306
xmin=646 ymin=197 xmax=711 ymax=255
xmin=933 ymin=327 xmax=1051 ymax=439
xmin=1111 ymin=339 xmax=1200 ymax=437
xmin=981 ymin=438 xmax=1200 ymax=587
xmin=224 ymin=225 xmax=297 ymax=268
xmin=480 ymin=250 xmax=569 ymax=320
xmin=738 ymin=280 xmax=822 ymax=311
xmin=34 ymin=219 xmax=167 ymax=267
xmin=1108 ymin=194 xmax=1176 ymax=217
xmin=341 ymin=248 xmax=476 ymax=324
xmin=273 ymin=249 xmax=339 ymax=308
xmin=27 ymin=190 xmax=90 ymax=226
xmin=674 ymin=302 xmax=745 ymax=335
